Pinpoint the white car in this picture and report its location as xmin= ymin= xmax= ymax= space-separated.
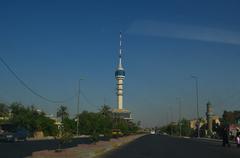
xmin=150 ymin=130 xmax=156 ymax=135
xmin=163 ymin=132 xmax=168 ymax=135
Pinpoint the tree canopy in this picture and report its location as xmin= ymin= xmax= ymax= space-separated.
xmin=6 ymin=102 xmax=58 ymax=136
xmin=0 ymin=103 xmax=9 ymax=117
xmin=0 ymin=102 xmax=140 ymax=140
xmin=57 ymin=105 xmax=69 ymax=122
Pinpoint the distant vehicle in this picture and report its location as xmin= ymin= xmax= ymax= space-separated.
xmin=156 ymin=130 xmax=161 ymax=135
xmin=0 ymin=124 xmax=29 ymax=142
xmin=112 ymin=129 xmax=123 ymax=138
xmin=163 ymin=132 xmax=168 ymax=135
xmin=150 ymin=130 xmax=156 ymax=135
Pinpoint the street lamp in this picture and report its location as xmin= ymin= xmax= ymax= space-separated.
xmin=76 ymin=78 xmax=84 ymax=136
xmin=191 ymin=75 xmax=200 ymax=138
xmin=177 ymin=97 xmax=182 ymax=137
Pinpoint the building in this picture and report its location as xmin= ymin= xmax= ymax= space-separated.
xmin=222 ymin=110 xmax=240 ymax=137
xmin=212 ymin=115 xmax=220 ymax=125
xmin=206 ymin=101 xmax=213 ymax=132
xmin=112 ymin=32 xmax=132 ymax=120
xmin=189 ymin=118 xmax=206 ymax=129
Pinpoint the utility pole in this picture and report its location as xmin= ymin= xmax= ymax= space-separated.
xmin=76 ymin=79 xmax=83 ymax=136
xmin=177 ymin=97 xmax=182 ymax=137
xmin=191 ymin=75 xmax=200 ymax=138
xmin=104 ymin=97 xmax=106 ymax=106
xmin=165 ymin=112 xmax=168 ymax=126
xmin=170 ymin=107 xmax=173 ymax=136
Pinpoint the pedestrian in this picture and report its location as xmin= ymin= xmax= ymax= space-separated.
xmin=236 ymin=131 xmax=240 ymax=148
xmin=222 ymin=127 xmax=230 ymax=147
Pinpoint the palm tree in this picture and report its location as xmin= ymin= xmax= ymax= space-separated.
xmin=100 ymin=105 xmax=112 ymax=118
xmin=57 ymin=105 xmax=69 ymax=122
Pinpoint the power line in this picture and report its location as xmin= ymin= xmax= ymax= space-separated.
xmin=0 ymin=56 xmax=74 ymax=103
xmin=80 ymin=89 xmax=99 ymax=108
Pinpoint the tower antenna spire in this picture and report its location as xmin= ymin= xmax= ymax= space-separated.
xmin=118 ymin=32 xmax=123 ymax=70
xmin=120 ymin=32 xmax=122 ymax=55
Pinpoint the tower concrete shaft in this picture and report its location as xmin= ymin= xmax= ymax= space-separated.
xmin=117 ymin=78 xmax=124 ymax=110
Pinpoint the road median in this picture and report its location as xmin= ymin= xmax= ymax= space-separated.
xmin=30 ymin=134 xmax=145 ymax=158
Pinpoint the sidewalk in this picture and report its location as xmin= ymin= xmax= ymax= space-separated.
xmin=30 ymin=134 xmax=145 ymax=158
xmin=196 ymin=137 xmax=237 ymax=144
xmin=169 ymin=134 xmax=237 ymax=145
xmin=27 ymin=135 xmax=90 ymax=141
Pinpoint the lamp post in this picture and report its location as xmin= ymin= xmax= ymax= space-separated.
xmin=76 ymin=78 xmax=83 ymax=136
xmin=170 ymin=106 xmax=173 ymax=135
xmin=177 ymin=97 xmax=182 ymax=137
xmin=191 ymin=75 xmax=200 ymax=138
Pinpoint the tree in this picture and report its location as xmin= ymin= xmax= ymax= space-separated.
xmin=160 ymin=119 xmax=194 ymax=137
xmin=37 ymin=114 xmax=58 ymax=136
xmin=10 ymin=102 xmax=33 ymax=132
xmin=57 ymin=105 xmax=69 ymax=122
xmin=62 ymin=118 xmax=76 ymax=134
xmin=75 ymin=108 xmax=140 ymax=143
xmin=0 ymin=103 xmax=9 ymax=117
xmin=78 ymin=111 xmax=101 ymax=142
xmin=180 ymin=119 xmax=194 ymax=137
xmin=99 ymin=105 xmax=112 ymax=118
xmin=98 ymin=105 xmax=113 ymax=138
xmin=9 ymin=102 xmax=58 ymax=137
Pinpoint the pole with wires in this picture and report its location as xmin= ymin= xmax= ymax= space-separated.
xmin=177 ymin=97 xmax=182 ymax=137
xmin=76 ymin=79 xmax=83 ymax=136
xmin=191 ymin=75 xmax=200 ymax=138
xmin=0 ymin=56 xmax=74 ymax=103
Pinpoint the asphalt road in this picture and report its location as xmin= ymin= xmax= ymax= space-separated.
xmin=101 ymin=135 xmax=240 ymax=158
xmin=0 ymin=137 xmax=92 ymax=158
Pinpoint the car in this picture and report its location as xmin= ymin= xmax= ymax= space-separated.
xmin=0 ymin=129 xmax=29 ymax=142
xmin=0 ymin=124 xmax=29 ymax=142
xmin=150 ymin=130 xmax=156 ymax=135
xmin=112 ymin=129 xmax=123 ymax=138
xmin=14 ymin=128 xmax=29 ymax=141
xmin=0 ymin=131 xmax=15 ymax=142
xmin=163 ymin=132 xmax=168 ymax=135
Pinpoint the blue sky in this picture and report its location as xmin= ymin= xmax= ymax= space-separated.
xmin=1 ymin=0 xmax=240 ymax=127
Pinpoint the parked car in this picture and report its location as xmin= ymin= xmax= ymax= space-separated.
xmin=112 ymin=129 xmax=123 ymax=138
xmin=0 ymin=124 xmax=29 ymax=142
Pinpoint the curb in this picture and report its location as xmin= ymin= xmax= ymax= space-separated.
xmin=30 ymin=134 xmax=145 ymax=158
xmin=192 ymin=137 xmax=236 ymax=144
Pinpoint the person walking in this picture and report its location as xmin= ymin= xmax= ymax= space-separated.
xmin=222 ymin=127 xmax=230 ymax=147
xmin=236 ymin=130 xmax=240 ymax=148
